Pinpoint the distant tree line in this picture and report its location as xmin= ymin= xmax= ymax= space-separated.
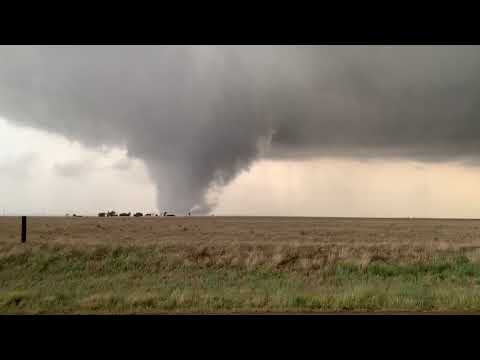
xmin=65 ymin=210 xmax=194 ymax=217
xmin=96 ymin=210 xmax=190 ymax=217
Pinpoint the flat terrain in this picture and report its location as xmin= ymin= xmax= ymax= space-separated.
xmin=1 ymin=216 xmax=480 ymax=313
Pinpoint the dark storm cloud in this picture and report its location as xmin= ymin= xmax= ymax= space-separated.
xmin=1 ymin=45 xmax=480 ymax=213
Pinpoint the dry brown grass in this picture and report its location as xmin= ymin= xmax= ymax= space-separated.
xmin=3 ymin=216 xmax=480 ymax=313
xmin=2 ymin=216 xmax=480 ymax=269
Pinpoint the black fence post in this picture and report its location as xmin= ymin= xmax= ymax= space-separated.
xmin=21 ymin=216 xmax=27 ymax=243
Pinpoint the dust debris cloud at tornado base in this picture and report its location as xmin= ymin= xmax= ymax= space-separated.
xmin=1 ymin=46 xmax=480 ymax=214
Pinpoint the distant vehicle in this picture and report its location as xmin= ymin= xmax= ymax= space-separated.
xmin=119 ymin=212 xmax=131 ymax=217
xmin=134 ymin=212 xmax=143 ymax=217
xmin=107 ymin=211 xmax=117 ymax=217
xmin=98 ymin=212 xmax=106 ymax=217
xmin=145 ymin=213 xmax=152 ymax=217
xmin=167 ymin=214 xmax=175 ymax=217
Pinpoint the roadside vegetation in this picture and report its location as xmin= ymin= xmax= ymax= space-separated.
xmin=2 ymin=241 xmax=480 ymax=313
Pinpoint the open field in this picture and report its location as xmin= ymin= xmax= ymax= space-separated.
xmin=2 ymin=216 xmax=480 ymax=313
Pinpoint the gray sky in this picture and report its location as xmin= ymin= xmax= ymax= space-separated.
xmin=1 ymin=45 xmax=480 ymax=217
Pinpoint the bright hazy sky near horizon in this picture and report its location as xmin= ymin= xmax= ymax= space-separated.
xmin=1 ymin=45 xmax=480 ymax=218
xmin=2 ymin=115 xmax=480 ymax=218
